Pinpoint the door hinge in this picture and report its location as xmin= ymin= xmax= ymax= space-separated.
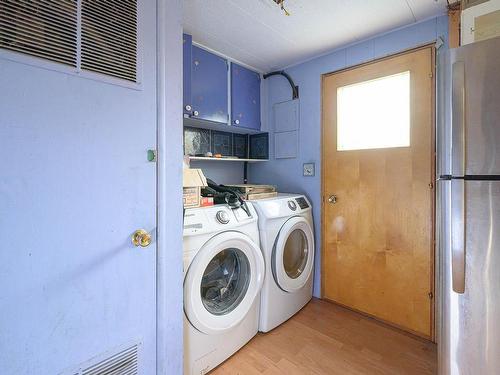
xmin=428 ymin=292 xmax=434 ymax=299
xmin=429 ymin=182 xmax=434 ymax=189
xmin=429 ymin=72 xmax=433 ymax=78
xmin=435 ymin=36 xmax=445 ymax=50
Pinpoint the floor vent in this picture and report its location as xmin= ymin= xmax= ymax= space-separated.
xmin=76 ymin=344 xmax=139 ymax=375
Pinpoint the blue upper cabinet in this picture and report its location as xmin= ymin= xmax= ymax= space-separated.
xmin=191 ymin=45 xmax=228 ymax=124
xmin=182 ymin=34 xmax=261 ymax=132
xmin=183 ymin=34 xmax=192 ymax=116
xmin=231 ymin=63 xmax=261 ymax=130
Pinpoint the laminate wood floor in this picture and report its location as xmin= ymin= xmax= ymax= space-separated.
xmin=211 ymin=299 xmax=437 ymax=375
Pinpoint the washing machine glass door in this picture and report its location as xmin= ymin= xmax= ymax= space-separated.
xmin=273 ymin=216 xmax=314 ymax=292
xmin=184 ymin=231 xmax=265 ymax=335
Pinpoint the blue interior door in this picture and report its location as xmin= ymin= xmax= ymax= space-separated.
xmin=231 ymin=63 xmax=261 ymax=130
xmin=191 ymin=46 xmax=228 ymax=124
xmin=183 ymin=33 xmax=192 ymax=115
xmin=0 ymin=5 xmax=157 ymax=375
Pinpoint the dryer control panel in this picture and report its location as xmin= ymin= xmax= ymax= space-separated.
xmin=251 ymin=194 xmax=312 ymax=220
xmin=295 ymin=197 xmax=309 ymax=209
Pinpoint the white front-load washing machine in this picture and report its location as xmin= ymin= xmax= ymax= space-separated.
xmin=250 ymin=194 xmax=315 ymax=332
xmin=183 ymin=203 xmax=265 ymax=375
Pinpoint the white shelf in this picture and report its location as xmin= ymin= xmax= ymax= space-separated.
xmin=188 ymin=156 xmax=268 ymax=163
xmin=184 ymin=116 xmax=264 ymax=135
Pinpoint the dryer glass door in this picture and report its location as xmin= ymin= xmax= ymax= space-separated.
xmin=283 ymin=229 xmax=309 ymax=279
xmin=184 ymin=232 xmax=265 ymax=335
xmin=273 ymin=217 xmax=314 ymax=292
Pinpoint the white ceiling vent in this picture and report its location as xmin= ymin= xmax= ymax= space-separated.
xmin=0 ymin=0 xmax=78 ymax=66
xmin=81 ymin=0 xmax=138 ymax=82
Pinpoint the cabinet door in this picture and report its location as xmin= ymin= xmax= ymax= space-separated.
xmin=191 ymin=46 xmax=228 ymax=124
xmin=231 ymin=63 xmax=261 ymax=130
xmin=183 ymin=33 xmax=192 ymax=115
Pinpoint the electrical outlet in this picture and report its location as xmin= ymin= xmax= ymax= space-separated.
xmin=303 ymin=162 xmax=315 ymax=177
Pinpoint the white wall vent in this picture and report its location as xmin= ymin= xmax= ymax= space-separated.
xmin=0 ymin=0 xmax=78 ymax=66
xmin=62 ymin=343 xmax=140 ymax=375
xmin=0 ymin=0 xmax=138 ymax=84
xmin=81 ymin=0 xmax=137 ymax=82
xmin=81 ymin=344 xmax=138 ymax=375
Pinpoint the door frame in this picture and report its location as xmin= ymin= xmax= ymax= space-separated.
xmin=320 ymin=44 xmax=437 ymax=341
xmin=156 ymin=0 xmax=184 ymax=374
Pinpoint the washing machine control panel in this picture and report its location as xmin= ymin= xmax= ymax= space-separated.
xmin=216 ymin=210 xmax=230 ymax=224
xmin=287 ymin=200 xmax=297 ymax=211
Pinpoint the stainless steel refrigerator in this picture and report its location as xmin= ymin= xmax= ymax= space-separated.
xmin=437 ymin=36 xmax=500 ymax=375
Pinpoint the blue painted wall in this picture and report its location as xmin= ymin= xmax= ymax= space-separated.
xmin=191 ymin=160 xmax=245 ymax=185
xmin=249 ymin=16 xmax=449 ymax=297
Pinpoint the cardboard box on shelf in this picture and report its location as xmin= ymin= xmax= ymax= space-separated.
xmin=183 ymin=168 xmax=208 ymax=208
xmin=247 ymin=191 xmax=278 ymax=200
xmin=200 ymin=197 xmax=214 ymax=207
xmin=225 ymin=184 xmax=277 ymax=200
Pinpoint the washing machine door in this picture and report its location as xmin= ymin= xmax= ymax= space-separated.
xmin=184 ymin=231 xmax=265 ymax=335
xmin=273 ymin=216 xmax=314 ymax=292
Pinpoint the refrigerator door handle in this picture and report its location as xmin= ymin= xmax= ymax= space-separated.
xmin=451 ymin=179 xmax=466 ymax=293
xmin=451 ymin=61 xmax=465 ymax=177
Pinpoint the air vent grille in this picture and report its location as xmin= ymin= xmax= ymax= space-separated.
xmin=81 ymin=344 xmax=138 ymax=375
xmin=0 ymin=0 xmax=139 ymax=84
xmin=0 ymin=0 xmax=77 ymax=66
xmin=81 ymin=0 xmax=137 ymax=82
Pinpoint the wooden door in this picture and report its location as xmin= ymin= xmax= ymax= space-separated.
xmin=321 ymin=47 xmax=435 ymax=339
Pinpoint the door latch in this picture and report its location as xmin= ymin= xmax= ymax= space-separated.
xmin=328 ymin=195 xmax=338 ymax=204
xmin=147 ymin=149 xmax=157 ymax=162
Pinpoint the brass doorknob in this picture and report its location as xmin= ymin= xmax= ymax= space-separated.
xmin=132 ymin=229 xmax=152 ymax=247
xmin=328 ymin=195 xmax=338 ymax=204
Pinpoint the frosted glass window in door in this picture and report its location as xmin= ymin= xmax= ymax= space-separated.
xmin=337 ymin=71 xmax=410 ymax=151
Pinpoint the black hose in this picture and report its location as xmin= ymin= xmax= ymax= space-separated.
xmin=263 ymin=70 xmax=299 ymax=99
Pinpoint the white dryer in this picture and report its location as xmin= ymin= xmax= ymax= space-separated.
xmin=183 ymin=203 xmax=265 ymax=375
xmin=250 ymin=194 xmax=315 ymax=332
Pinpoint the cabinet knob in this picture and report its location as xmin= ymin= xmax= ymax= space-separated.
xmin=185 ymin=105 xmax=192 ymax=111
xmin=193 ymin=110 xmax=199 ymax=116
xmin=234 ymin=119 xmax=240 ymax=125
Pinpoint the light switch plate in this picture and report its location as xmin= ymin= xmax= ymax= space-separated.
xmin=303 ymin=162 xmax=315 ymax=177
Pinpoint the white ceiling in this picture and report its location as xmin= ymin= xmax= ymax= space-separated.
xmin=183 ymin=0 xmax=447 ymax=72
